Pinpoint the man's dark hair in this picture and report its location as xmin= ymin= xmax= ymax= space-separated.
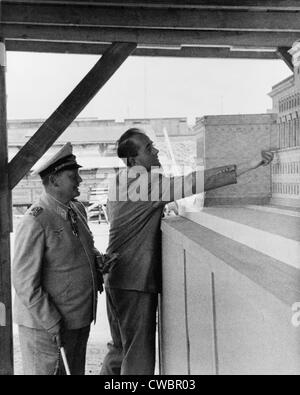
xmin=117 ymin=128 xmax=145 ymax=162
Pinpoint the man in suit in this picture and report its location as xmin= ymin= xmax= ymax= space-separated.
xmin=13 ymin=143 xmax=99 ymax=375
xmin=100 ymin=128 xmax=274 ymax=375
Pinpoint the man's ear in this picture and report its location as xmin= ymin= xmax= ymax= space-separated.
xmin=50 ymin=174 xmax=59 ymax=187
xmin=128 ymin=157 xmax=136 ymax=167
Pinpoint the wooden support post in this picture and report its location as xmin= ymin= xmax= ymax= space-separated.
xmin=277 ymin=47 xmax=294 ymax=71
xmin=8 ymin=42 xmax=136 ymax=189
xmin=0 ymin=39 xmax=14 ymax=376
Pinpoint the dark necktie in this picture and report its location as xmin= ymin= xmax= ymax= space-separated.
xmin=68 ymin=207 xmax=79 ymax=237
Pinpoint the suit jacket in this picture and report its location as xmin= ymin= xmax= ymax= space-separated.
xmin=13 ymin=192 xmax=98 ymax=331
xmin=105 ymin=164 xmax=238 ymax=293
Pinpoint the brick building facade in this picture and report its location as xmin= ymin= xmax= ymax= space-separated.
xmin=193 ymin=114 xmax=277 ymax=206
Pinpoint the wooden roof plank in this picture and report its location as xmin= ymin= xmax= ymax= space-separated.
xmin=5 ymin=40 xmax=278 ymax=59
xmin=8 ymin=42 xmax=137 ymax=189
xmin=3 ymin=3 xmax=300 ymax=32
xmin=2 ymin=24 xmax=298 ymax=48
xmin=3 ymin=1 xmax=300 ymax=11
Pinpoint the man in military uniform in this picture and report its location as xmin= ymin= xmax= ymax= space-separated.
xmin=100 ymin=128 xmax=274 ymax=375
xmin=13 ymin=143 xmax=99 ymax=375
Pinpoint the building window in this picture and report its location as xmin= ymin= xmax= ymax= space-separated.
xmin=297 ymin=118 xmax=300 ymax=146
xmin=293 ymin=119 xmax=297 ymax=146
xmin=278 ymin=123 xmax=281 ymax=148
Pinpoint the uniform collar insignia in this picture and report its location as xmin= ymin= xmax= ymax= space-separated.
xmin=56 ymin=205 xmax=68 ymax=220
xmin=43 ymin=192 xmax=70 ymax=220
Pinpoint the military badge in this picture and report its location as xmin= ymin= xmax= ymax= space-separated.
xmin=56 ymin=206 xmax=68 ymax=220
xmin=53 ymin=227 xmax=64 ymax=238
xmin=29 ymin=207 xmax=44 ymax=217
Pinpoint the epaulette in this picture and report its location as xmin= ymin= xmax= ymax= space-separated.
xmin=29 ymin=207 xmax=44 ymax=218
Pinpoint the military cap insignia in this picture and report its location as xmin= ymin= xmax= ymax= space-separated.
xmin=29 ymin=207 xmax=44 ymax=217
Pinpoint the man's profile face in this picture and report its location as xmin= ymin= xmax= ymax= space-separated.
xmin=54 ymin=169 xmax=82 ymax=201
xmin=131 ymin=134 xmax=161 ymax=171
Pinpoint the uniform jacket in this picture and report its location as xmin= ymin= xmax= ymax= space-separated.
xmin=13 ymin=193 xmax=98 ymax=331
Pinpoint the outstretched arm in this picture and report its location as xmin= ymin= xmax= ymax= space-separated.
xmin=151 ymin=150 xmax=274 ymax=204
xmin=236 ymin=150 xmax=274 ymax=177
xmin=204 ymin=150 xmax=274 ymax=192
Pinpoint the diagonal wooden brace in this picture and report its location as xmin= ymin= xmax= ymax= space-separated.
xmin=8 ymin=41 xmax=137 ymax=189
xmin=277 ymin=47 xmax=294 ymax=71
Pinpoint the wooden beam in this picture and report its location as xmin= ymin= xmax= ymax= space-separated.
xmin=3 ymin=1 xmax=300 ymax=11
xmin=8 ymin=42 xmax=136 ymax=189
xmin=277 ymin=47 xmax=294 ymax=71
xmin=135 ymin=46 xmax=278 ymax=59
xmin=2 ymin=4 xmax=300 ymax=32
xmin=0 ymin=39 xmax=14 ymax=376
xmin=5 ymin=39 xmax=278 ymax=59
xmin=2 ymin=24 xmax=298 ymax=49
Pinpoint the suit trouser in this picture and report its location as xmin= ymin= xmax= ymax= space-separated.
xmin=19 ymin=325 xmax=90 ymax=375
xmin=100 ymin=288 xmax=158 ymax=375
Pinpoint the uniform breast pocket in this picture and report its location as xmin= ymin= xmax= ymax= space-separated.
xmin=52 ymin=227 xmax=64 ymax=239
xmin=47 ymin=227 xmax=68 ymax=250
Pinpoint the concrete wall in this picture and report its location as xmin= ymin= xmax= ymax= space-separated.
xmin=160 ymin=215 xmax=300 ymax=375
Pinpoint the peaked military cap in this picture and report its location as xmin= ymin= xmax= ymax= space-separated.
xmin=32 ymin=142 xmax=82 ymax=179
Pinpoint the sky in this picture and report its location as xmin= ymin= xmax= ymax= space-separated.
xmin=6 ymin=52 xmax=291 ymax=125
